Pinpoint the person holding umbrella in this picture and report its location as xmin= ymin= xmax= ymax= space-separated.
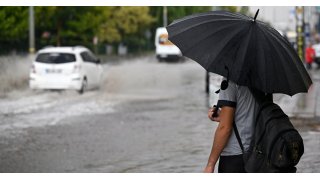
xmin=166 ymin=9 xmax=312 ymax=173
xmin=204 ymin=78 xmax=259 ymax=173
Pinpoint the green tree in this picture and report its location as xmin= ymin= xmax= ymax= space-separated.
xmin=97 ymin=7 xmax=119 ymax=44
xmin=0 ymin=7 xmax=28 ymax=53
xmin=35 ymin=7 xmax=101 ymax=47
xmin=97 ymin=7 xmax=154 ymax=53
xmin=168 ymin=6 xmax=212 ymax=24
xmin=220 ymin=6 xmax=238 ymax=13
xmin=0 ymin=6 xmax=244 ymax=55
xmin=98 ymin=7 xmax=154 ymax=44
xmin=35 ymin=7 xmax=155 ymax=53
xmin=34 ymin=7 xmax=57 ymax=48
xmin=62 ymin=7 xmax=101 ymax=45
xmin=239 ymin=6 xmax=250 ymax=15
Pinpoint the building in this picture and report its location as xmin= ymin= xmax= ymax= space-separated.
xmin=249 ymin=6 xmax=318 ymax=32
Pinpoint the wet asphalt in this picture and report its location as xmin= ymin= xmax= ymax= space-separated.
xmin=0 ymin=55 xmax=320 ymax=172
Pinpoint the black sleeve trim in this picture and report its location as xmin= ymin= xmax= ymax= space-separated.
xmin=217 ymin=100 xmax=237 ymax=108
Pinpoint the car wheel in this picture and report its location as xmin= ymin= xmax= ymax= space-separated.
xmin=78 ymin=78 xmax=87 ymax=94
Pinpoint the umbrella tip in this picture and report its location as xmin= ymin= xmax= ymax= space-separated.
xmin=253 ymin=9 xmax=260 ymax=22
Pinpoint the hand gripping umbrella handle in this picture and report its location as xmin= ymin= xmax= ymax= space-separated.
xmin=212 ymin=105 xmax=219 ymax=118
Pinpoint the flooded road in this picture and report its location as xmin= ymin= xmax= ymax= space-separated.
xmin=0 ymin=55 xmax=319 ymax=172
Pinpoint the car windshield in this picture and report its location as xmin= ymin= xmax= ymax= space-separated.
xmin=36 ymin=53 xmax=76 ymax=64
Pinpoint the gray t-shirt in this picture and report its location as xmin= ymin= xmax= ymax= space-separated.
xmin=218 ymin=80 xmax=259 ymax=156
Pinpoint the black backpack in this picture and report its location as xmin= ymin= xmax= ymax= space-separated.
xmin=233 ymin=89 xmax=304 ymax=173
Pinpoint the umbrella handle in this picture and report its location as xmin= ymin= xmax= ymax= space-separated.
xmin=212 ymin=105 xmax=219 ymax=118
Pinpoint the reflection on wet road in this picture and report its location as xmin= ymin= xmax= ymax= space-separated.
xmin=0 ymin=55 xmax=319 ymax=172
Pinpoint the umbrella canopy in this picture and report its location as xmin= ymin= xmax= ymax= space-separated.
xmin=166 ymin=10 xmax=312 ymax=96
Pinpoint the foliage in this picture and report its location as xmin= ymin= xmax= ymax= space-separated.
xmin=0 ymin=7 xmax=28 ymax=41
xmin=0 ymin=6 xmax=241 ymax=55
xmin=220 ymin=6 xmax=238 ymax=13
xmin=239 ymin=6 xmax=250 ymax=15
xmin=0 ymin=7 xmax=28 ymax=53
xmin=98 ymin=7 xmax=154 ymax=44
xmin=35 ymin=7 xmax=100 ymax=47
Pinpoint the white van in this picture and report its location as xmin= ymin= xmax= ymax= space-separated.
xmin=155 ymin=27 xmax=182 ymax=61
xmin=29 ymin=46 xmax=103 ymax=94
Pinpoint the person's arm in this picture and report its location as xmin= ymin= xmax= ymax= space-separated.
xmin=204 ymin=106 xmax=235 ymax=173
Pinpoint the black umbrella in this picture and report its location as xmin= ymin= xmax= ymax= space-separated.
xmin=166 ymin=10 xmax=312 ymax=96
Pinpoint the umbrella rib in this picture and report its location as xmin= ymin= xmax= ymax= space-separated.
xmin=265 ymin=25 xmax=312 ymax=90
xmin=181 ymin=21 xmax=245 ymax=61
xmin=202 ymin=25 xmax=250 ymax=69
xmin=206 ymin=24 xmax=251 ymax=80
xmin=258 ymin=28 xmax=269 ymax=93
xmin=167 ymin=10 xmax=311 ymax=95
xmin=261 ymin=25 xmax=311 ymax=93
xmin=260 ymin=28 xmax=275 ymax=93
xmin=170 ymin=11 xmax=250 ymax=25
xmin=168 ymin=18 xmax=243 ymax=38
xmin=259 ymin=27 xmax=293 ymax=95
xmin=234 ymin=25 xmax=256 ymax=86
xmin=258 ymin=22 xmax=293 ymax=48
xmin=214 ymin=10 xmax=252 ymax=20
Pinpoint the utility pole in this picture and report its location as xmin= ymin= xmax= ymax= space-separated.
xmin=296 ymin=6 xmax=305 ymax=61
xmin=163 ymin=6 xmax=168 ymax=27
xmin=29 ymin=6 xmax=35 ymax=54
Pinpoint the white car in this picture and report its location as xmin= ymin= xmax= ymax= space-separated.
xmin=155 ymin=27 xmax=182 ymax=61
xmin=29 ymin=46 xmax=103 ymax=94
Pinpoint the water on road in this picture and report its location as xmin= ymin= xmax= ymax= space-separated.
xmin=0 ymin=55 xmax=319 ymax=172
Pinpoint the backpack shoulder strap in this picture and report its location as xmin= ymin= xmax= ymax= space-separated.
xmin=233 ymin=120 xmax=245 ymax=153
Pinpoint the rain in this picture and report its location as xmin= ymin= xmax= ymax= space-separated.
xmin=0 ymin=6 xmax=320 ymax=173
